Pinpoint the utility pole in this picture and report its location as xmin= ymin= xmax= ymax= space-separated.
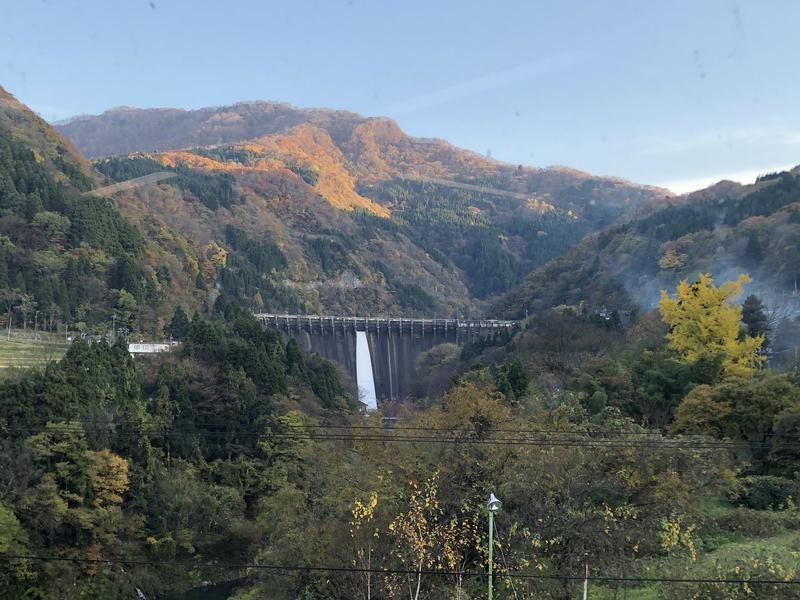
xmin=488 ymin=510 xmax=494 ymax=600
xmin=583 ymin=553 xmax=589 ymax=600
xmin=487 ymin=494 xmax=502 ymax=600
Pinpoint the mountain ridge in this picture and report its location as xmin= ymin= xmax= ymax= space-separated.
xmin=55 ymin=100 xmax=669 ymax=197
xmin=0 ymin=85 xmax=99 ymax=188
xmin=48 ymin=96 xmax=674 ymax=317
xmin=492 ymin=165 xmax=800 ymax=349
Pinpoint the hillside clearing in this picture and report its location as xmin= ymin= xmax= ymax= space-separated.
xmin=0 ymin=339 xmax=68 ymax=375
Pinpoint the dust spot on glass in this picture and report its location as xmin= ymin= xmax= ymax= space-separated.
xmin=149 ymin=1 xmax=156 ymax=9
xmin=730 ymin=1 xmax=744 ymax=37
xmin=692 ymin=49 xmax=706 ymax=80
xmin=514 ymin=110 xmax=521 ymax=117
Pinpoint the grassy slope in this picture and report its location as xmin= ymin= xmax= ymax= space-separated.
xmin=588 ymin=500 xmax=800 ymax=599
xmin=0 ymin=338 xmax=68 ymax=375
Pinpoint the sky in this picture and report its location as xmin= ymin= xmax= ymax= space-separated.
xmin=2 ymin=0 xmax=800 ymax=193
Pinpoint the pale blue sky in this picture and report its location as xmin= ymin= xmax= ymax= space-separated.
xmin=2 ymin=0 xmax=799 ymax=191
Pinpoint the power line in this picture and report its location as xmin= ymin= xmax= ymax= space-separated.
xmin=13 ymin=417 xmax=679 ymax=437
xmin=0 ymin=554 xmax=797 ymax=586
xmin=1 ymin=420 xmax=787 ymax=449
xmin=14 ymin=416 xmax=800 ymax=442
xmin=0 ymin=423 xmax=774 ymax=447
xmin=1 ymin=424 xmax=793 ymax=452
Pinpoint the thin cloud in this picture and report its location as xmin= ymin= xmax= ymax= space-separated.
xmin=635 ymin=127 xmax=800 ymax=157
xmin=380 ymin=52 xmax=584 ymax=115
xmin=658 ymin=163 xmax=796 ymax=195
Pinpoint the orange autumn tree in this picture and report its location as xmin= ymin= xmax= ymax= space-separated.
xmin=87 ymin=449 xmax=129 ymax=508
xmin=658 ymin=273 xmax=764 ymax=377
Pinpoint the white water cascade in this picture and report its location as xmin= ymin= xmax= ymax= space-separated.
xmin=355 ymin=331 xmax=377 ymax=410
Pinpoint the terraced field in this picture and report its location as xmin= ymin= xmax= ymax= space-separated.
xmin=0 ymin=338 xmax=68 ymax=376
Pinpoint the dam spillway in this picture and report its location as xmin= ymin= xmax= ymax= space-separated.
xmin=254 ymin=314 xmax=517 ymax=406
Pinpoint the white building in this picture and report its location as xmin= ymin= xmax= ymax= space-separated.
xmin=128 ymin=342 xmax=172 ymax=355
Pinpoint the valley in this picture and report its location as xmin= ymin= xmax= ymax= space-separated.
xmin=55 ymin=101 xmax=669 ymax=322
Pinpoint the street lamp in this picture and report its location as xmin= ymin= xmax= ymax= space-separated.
xmin=487 ymin=493 xmax=502 ymax=600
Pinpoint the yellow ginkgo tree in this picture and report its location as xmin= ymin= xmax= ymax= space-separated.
xmin=658 ymin=273 xmax=764 ymax=377
xmin=350 ymin=491 xmax=379 ymax=600
xmin=387 ymin=473 xmax=446 ymax=600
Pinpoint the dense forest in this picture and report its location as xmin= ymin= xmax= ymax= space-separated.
xmin=2 ymin=275 xmax=800 ymax=599
xmin=0 ymin=302 xmax=359 ymax=598
xmin=361 ymin=178 xmax=622 ymax=298
xmin=0 ymin=90 xmax=207 ymax=338
xmin=0 ymin=125 xmax=157 ymax=332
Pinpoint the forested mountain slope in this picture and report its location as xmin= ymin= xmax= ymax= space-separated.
xmin=494 ymin=169 xmax=800 ymax=319
xmin=0 ymin=85 xmax=205 ymax=334
xmin=56 ymin=102 xmax=670 ymax=313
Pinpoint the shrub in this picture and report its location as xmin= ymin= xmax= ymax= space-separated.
xmin=709 ymin=507 xmax=783 ymax=539
xmin=735 ymin=476 xmax=798 ymax=510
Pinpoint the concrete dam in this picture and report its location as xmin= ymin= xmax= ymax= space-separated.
xmin=255 ymin=314 xmax=517 ymax=407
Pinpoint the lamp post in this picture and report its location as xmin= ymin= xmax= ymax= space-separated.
xmin=487 ymin=493 xmax=502 ymax=600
